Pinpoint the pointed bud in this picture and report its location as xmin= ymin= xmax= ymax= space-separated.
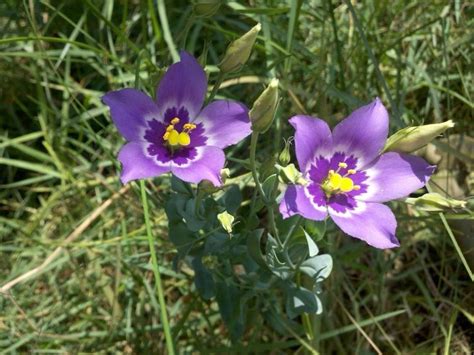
xmin=249 ymin=78 xmax=279 ymax=133
xmin=278 ymin=137 xmax=293 ymax=166
xmin=192 ymin=0 xmax=221 ymax=18
xmin=276 ymin=163 xmax=308 ymax=186
xmin=217 ymin=211 xmax=235 ymax=234
xmin=220 ymin=168 xmax=230 ymax=185
xmin=403 ymin=192 xmax=466 ymax=212
xmin=384 ymin=120 xmax=455 ymax=153
xmin=219 ymin=23 xmax=261 ymax=74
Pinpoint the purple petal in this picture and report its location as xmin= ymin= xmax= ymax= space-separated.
xmin=332 ymin=98 xmax=388 ymax=167
xmin=195 ymin=100 xmax=251 ymax=149
xmin=360 ymin=152 xmax=435 ymax=203
xmin=289 ymin=115 xmax=333 ymax=173
xmin=118 ymin=142 xmax=170 ymax=184
xmin=329 ymin=201 xmax=399 ymax=249
xmin=103 ymin=89 xmax=159 ymax=142
xmin=279 ymin=185 xmax=327 ymax=221
xmin=155 ymin=51 xmax=207 ymax=119
xmin=171 ymin=146 xmax=224 ymax=186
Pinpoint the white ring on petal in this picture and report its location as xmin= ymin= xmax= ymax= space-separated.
xmin=328 ymin=198 xmax=367 ymax=218
xmin=303 ymin=186 xmax=328 ymax=214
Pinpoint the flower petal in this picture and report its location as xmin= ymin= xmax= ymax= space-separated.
xmin=360 ymin=152 xmax=435 ymax=202
xmin=118 ymin=142 xmax=170 ymax=184
xmin=332 ymin=98 xmax=389 ymax=167
xmin=289 ymin=115 xmax=332 ymax=173
xmin=279 ymin=185 xmax=327 ymax=221
xmin=155 ymin=51 xmax=207 ymax=119
xmin=103 ymin=88 xmax=159 ymax=141
xmin=329 ymin=200 xmax=399 ymax=249
xmin=171 ymin=146 xmax=224 ymax=186
xmin=195 ymin=100 xmax=251 ymax=148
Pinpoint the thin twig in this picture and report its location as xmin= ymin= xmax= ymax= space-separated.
xmin=0 ymin=185 xmax=130 ymax=294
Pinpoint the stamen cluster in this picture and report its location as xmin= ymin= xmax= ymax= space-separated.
xmin=321 ymin=162 xmax=360 ymax=197
xmin=162 ymin=117 xmax=197 ymax=147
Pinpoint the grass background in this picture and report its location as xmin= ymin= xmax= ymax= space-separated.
xmin=1 ymin=0 xmax=473 ymax=353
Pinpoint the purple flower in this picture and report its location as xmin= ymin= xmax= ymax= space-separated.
xmin=102 ymin=51 xmax=251 ymax=186
xmin=279 ymin=98 xmax=435 ymax=249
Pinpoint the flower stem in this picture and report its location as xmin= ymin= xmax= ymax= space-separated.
xmin=249 ymin=131 xmax=283 ymax=248
xmin=140 ymin=180 xmax=175 ymax=355
xmin=207 ymin=71 xmax=225 ymax=103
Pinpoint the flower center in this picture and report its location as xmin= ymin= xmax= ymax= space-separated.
xmin=162 ymin=117 xmax=196 ymax=148
xmin=321 ymin=162 xmax=360 ymax=196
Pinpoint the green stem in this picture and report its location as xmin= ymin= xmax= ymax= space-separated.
xmin=207 ymin=71 xmax=225 ymax=103
xmin=249 ymin=131 xmax=283 ymax=248
xmin=140 ymin=180 xmax=175 ymax=355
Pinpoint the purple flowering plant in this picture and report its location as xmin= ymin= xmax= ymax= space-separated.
xmin=279 ymin=98 xmax=436 ymax=249
xmin=103 ymin=51 xmax=251 ymax=187
xmin=102 ymin=28 xmax=446 ymax=342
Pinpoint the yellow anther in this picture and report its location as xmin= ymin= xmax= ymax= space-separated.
xmin=328 ymin=172 xmax=342 ymax=190
xmin=328 ymin=169 xmax=335 ymax=176
xmin=339 ymin=177 xmax=354 ymax=192
xmin=163 ymin=131 xmax=170 ymax=140
xmin=178 ymin=132 xmax=191 ymax=146
xmin=353 ymin=185 xmax=361 ymax=191
xmin=167 ymin=129 xmax=180 ymax=146
xmin=166 ymin=125 xmax=174 ymax=132
xmin=171 ymin=117 xmax=180 ymax=125
xmin=338 ymin=162 xmax=348 ymax=169
xmin=347 ymin=169 xmax=356 ymax=175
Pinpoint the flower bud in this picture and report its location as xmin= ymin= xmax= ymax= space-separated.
xmin=220 ymin=168 xmax=230 ymax=185
xmin=384 ymin=120 xmax=455 ymax=153
xmin=278 ymin=137 xmax=293 ymax=166
xmin=276 ymin=163 xmax=308 ymax=186
xmin=219 ymin=23 xmax=261 ymax=73
xmin=403 ymin=192 xmax=466 ymax=212
xmin=217 ymin=211 xmax=235 ymax=234
xmin=192 ymin=0 xmax=221 ymax=18
xmin=249 ymin=78 xmax=279 ymax=133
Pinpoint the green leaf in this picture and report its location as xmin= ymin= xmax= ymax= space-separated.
xmin=220 ymin=184 xmax=242 ymax=214
xmin=168 ymin=222 xmax=196 ymax=256
xmin=299 ymin=255 xmax=333 ymax=282
xmin=192 ymin=257 xmax=215 ymax=300
xmin=262 ymin=174 xmax=277 ymax=200
xmin=171 ymin=175 xmax=192 ymax=195
xmin=304 ymin=219 xmax=326 ymax=241
xmin=246 ymin=229 xmax=268 ymax=269
xmin=303 ymin=229 xmax=319 ymax=257
xmin=285 ymin=285 xmax=322 ymax=318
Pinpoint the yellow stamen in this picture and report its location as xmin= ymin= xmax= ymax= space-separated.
xmin=347 ymin=169 xmax=356 ymax=175
xmin=339 ymin=177 xmax=354 ymax=192
xmin=328 ymin=172 xmax=342 ymax=190
xmin=167 ymin=129 xmax=180 ymax=146
xmin=178 ymin=132 xmax=191 ymax=146
xmin=338 ymin=162 xmax=348 ymax=169
xmin=166 ymin=125 xmax=174 ymax=132
xmin=353 ymin=185 xmax=361 ymax=191
xmin=171 ymin=117 xmax=180 ymax=125
xmin=163 ymin=131 xmax=170 ymax=140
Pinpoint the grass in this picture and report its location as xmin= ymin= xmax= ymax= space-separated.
xmin=1 ymin=0 xmax=473 ymax=353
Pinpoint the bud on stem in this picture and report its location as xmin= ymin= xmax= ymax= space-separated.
xmin=219 ymin=23 xmax=261 ymax=74
xmin=384 ymin=120 xmax=455 ymax=153
xmin=249 ymin=78 xmax=279 ymax=133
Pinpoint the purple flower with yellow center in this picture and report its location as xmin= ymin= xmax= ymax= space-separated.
xmin=279 ymin=98 xmax=436 ymax=249
xmin=102 ymin=51 xmax=251 ymax=186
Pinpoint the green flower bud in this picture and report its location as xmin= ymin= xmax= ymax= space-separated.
xmin=219 ymin=23 xmax=261 ymax=74
xmin=276 ymin=163 xmax=308 ymax=186
xmin=217 ymin=211 xmax=235 ymax=234
xmin=192 ymin=0 xmax=221 ymax=18
xmin=403 ymin=192 xmax=466 ymax=212
xmin=278 ymin=137 xmax=293 ymax=166
xmin=220 ymin=168 xmax=230 ymax=185
xmin=249 ymin=78 xmax=279 ymax=133
xmin=384 ymin=120 xmax=455 ymax=153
